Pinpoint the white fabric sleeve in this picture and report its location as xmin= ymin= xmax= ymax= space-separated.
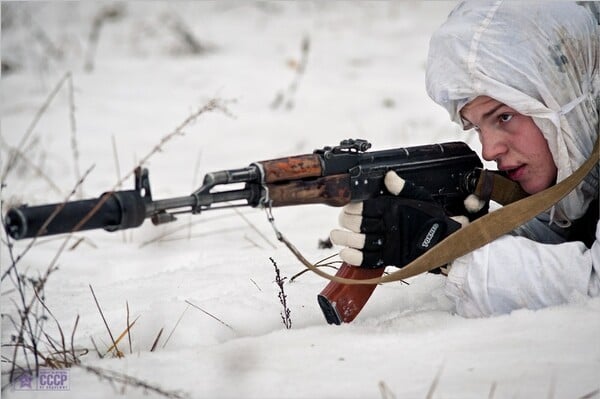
xmin=445 ymin=221 xmax=600 ymax=318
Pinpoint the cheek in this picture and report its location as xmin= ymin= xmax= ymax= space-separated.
xmin=531 ymin=133 xmax=557 ymax=183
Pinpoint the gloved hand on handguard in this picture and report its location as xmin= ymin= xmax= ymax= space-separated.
xmin=329 ymin=171 xmax=469 ymax=269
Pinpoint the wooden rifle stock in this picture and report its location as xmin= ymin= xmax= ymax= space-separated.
xmin=317 ymin=264 xmax=385 ymax=324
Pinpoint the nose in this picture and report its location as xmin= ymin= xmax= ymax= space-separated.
xmin=479 ymin=129 xmax=508 ymax=162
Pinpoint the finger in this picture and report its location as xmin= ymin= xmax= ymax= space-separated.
xmin=450 ymin=215 xmax=470 ymax=227
xmin=342 ymin=202 xmax=363 ymax=216
xmin=385 ymin=171 xmax=432 ymax=201
xmin=330 ymin=229 xmax=366 ymax=249
xmin=339 ymin=247 xmax=363 ymax=266
xmin=338 ymin=212 xmax=363 ymax=233
xmin=384 ymin=170 xmax=406 ymax=195
xmin=463 ymin=194 xmax=486 ymax=213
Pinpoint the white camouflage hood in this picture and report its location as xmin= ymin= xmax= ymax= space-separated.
xmin=426 ymin=1 xmax=599 ymax=223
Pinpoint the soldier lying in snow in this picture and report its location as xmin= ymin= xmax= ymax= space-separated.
xmin=330 ymin=1 xmax=600 ymax=317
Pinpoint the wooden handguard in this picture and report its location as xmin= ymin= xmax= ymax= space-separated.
xmin=260 ymin=155 xmax=323 ymax=183
xmin=317 ymin=264 xmax=385 ymax=325
xmin=267 ymin=175 xmax=351 ymax=207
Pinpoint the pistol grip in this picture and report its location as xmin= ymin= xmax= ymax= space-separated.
xmin=317 ymin=263 xmax=385 ymax=325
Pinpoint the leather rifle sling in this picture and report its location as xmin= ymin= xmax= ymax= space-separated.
xmin=305 ymin=137 xmax=599 ymax=285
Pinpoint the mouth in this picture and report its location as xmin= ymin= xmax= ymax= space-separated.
xmin=504 ymin=165 xmax=526 ymax=181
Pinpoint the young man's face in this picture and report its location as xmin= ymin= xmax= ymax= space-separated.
xmin=460 ymin=96 xmax=557 ymax=194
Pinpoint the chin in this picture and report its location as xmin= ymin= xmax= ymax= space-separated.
xmin=521 ymin=182 xmax=548 ymax=195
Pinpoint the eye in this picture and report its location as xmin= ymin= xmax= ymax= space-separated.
xmin=499 ymin=113 xmax=513 ymax=123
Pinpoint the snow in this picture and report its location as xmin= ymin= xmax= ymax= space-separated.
xmin=1 ymin=2 xmax=599 ymax=398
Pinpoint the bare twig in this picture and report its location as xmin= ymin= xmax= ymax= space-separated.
xmin=150 ymin=328 xmax=163 ymax=352
xmin=162 ymin=304 xmax=190 ymax=349
xmin=1 ymin=72 xmax=71 ymax=181
xmin=111 ymin=135 xmax=123 ymax=189
xmin=72 ymin=98 xmax=235 ymax=235
xmin=68 ymin=237 xmax=85 ymax=251
xmin=271 ymin=35 xmax=310 ymax=110
xmin=142 ymin=227 xmax=241 ymax=246
xmin=77 ymin=364 xmax=189 ymax=399
xmin=184 ymin=299 xmax=234 ymax=331
xmin=66 ymin=73 xmax=83 ymax=199
xmin=243 ymin=234 xmax=263 ymax=249
xmin=19 ymin=9 xmax=64 ymax=61
xmin=89 ymin=285 xmax=122 ymax=358
xmin=0 ymin=134 xmax=62 ymax=195
xmin=378 ymin=380 xmax=396 ymax=399
xmin=233 ymin=208 xmax=277 ymax=249
xmin=290 ymin=253 xmax=342 ymax=283
xmin=289 ymin=264 xmax=339 ymax=282
xmin=90 ymin=337 xmax=104 ymax=359
xmin=104 ymin=315 xmax=139 ymax=357
xmin=425 ymin=363 xmax=444 ymax=399
xmin=578 ymin=389 xmax=600 ymax=399
xmin=1 ymin=164 xmax=95 ymax=283
xmin=189 ymin=148 xmax=203 ymax=240
xmin=84 ymin=5 xmax=124 ymax=72
xmin=165 ymin=12 xmax=208 ymax=55
xmin=126 ymin=302 xmax=132 ymax=354
xmin=32 ymin=290 xmax=68 ymax=367
xmin=70 ymin=315 xmax=80 ymax=365
xmin=111 ymin=134 xmax=128 ymax=242
xmin=250 ymin=278 xmax=262 ymax=292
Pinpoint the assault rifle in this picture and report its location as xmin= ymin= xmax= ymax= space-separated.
xmin=4 ymin=139 xmax=491 ymax=325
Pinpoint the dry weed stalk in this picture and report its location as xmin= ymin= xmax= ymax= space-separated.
xmin=126 ymin=301 xmax=133 ymax=354
xmin=233 ymin=208 xmax=277 ymax=249
xmin=84 ymin=4 xmax=125 ymax=72
xmin=1 ymin=72 xmax=71 ymax=182
xmin=270 ymin=257 xmax=292 ymax=329
xmin=1 ymin=166 xmax=96 ymax=388
xmin=162 ymin=304 xmax=190 ymax=349
xmin=89 ymin=285 xmax=123 ymax=358
xmin=1 ymin=164 xmax=95 ymax=284
xmin=579 ymin=389 xmax=600 ymax=399
xmin=73 ymin=98 xmax=235 ymax=234
xmin=271 ymin=35 xmax=310 ymax=110
xmin=1 ymin=247 xmax=73 ymax=387
xmin=378 ymin=380 xmax=397 ymax=399
xmin=18 ymin=8 xmax=64 ymax=62
xmin=0 ymin=134 xmax=62 ymax=195
xmin=290 ymin=253 xmax=341 ymax=282
xmin=425 ymin=363 xmax=444 ymax=399
xmin=1 ymin=73 xmax=232 ymax=394
xmin=66 ymin=73 xmax=83 ymax=199
xmin=77 ymin=364 xmax=189 ymax=399
xmin=139 ymin=213 xmax=237 ymax=247
xmin=165 ymin=12 xmax=208 ymax=55
xmin=250 ymin=278 xmax=262 ymax=292
xmin=184 ymin=299 xmax=234 ymax=331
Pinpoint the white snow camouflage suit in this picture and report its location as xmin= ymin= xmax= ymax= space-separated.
xmin=425 ymin=1 xmax=600 ymax=317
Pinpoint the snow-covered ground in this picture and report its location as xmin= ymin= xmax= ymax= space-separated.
xmin=1 ymin=2 xmax=599 ymax=398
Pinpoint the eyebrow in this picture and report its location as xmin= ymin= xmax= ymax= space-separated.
xmin=461 ymin=103 xmax=505 ymax=129
xmin=481 ymin=103 xmax=506 ymax=122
